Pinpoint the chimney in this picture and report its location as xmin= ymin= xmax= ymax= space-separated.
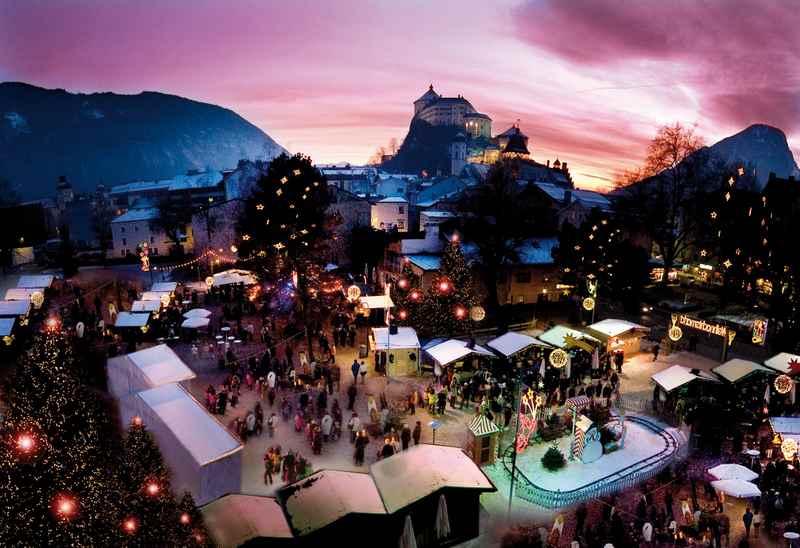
xmin=546 ymin=160 xmax=550 ymax=167
xmin=561 ymin=162 xmax=568 ymax=172
xmin=564 ymin=190 xmax=573 ymax=204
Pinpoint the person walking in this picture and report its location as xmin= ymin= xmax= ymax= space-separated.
xmin=652 ymin=343 xmax=660 ymax=362
xmin=347 ymin=383 xmax=357 ymax=410
xmin=348 ymin=413 xmax=361 ymax=443
xmin=264 ymin=452 xmax=274 ymax=485
xmin=408 ymin=390 xmax=417 ymax=414
xmin=359 ymin=361 xmax=367 ymax=384
xmin=401 ymin=424 xmax=411 ymax=450
xmin=742 ymin=507 xmax=753 ymax=537
xmin=354 ymin=431 xmax=368 ymax=466
xmin=321 ymin=413 xmax=333 ymax=442
xmin=351 ymin=359 xmax=360 ymax=384
xmin=412 ymin=421 xmax=422 ymax=445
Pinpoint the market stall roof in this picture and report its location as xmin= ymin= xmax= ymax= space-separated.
xmin=538 ymin=325 xmax=599 ymax=349
xmin=213 ymin=269 xmax=258 ymax=287
xmin=17 ymin=274 xmax=54 ymax=288
xmin=138 ymin=383 xmax=242 ymax=466
xmin=711 ymin=479 xmax=760 ymax=498
xmin=359 ymin=295 xmax=394 ymax=309
xmin=114 ymin=311 xmax=151 ymax=327
xmin=183 ymin=308 xmax=212 ymax=319
xmin=150 ymin=282 xmax=178 ymax=293
xmin=0 ymin=318 xmax=14 ymax=337
xmin=4 ymin=288 xmax=42 ymax=301
xmin=370 ymin=444 xmax=495 ymax=513
xmin=769 ymin=417 xmax=800 ymax=438
xmin=764 ymin=352 xmax=800 ymax=375
xmin=108 ymin=344 xmax=196 ymax=390
xmin=280 ymin=470 xmax=386 ymax=536
xmin=486 ymin=331 xmax=551 ymax=357
xmin=651 ymin=365 xmax=719 ymax=393
xmin=131 ymin=300 xmax=161 ymax=313
xmin=425 ymin=339 xmax=495 ymax=366
xmin=202 ymin=495 xmax=293 ymax=547
xmin=140 ymin=290 xmax=172 ymax=302
xmin=182 ymin=317 xmax=210 ymax=329
xmin=468 ymin=414 xmax=501 ymax=437
xmin=0 ymin=299 xmax=30 ymax=317
xmin=371 ymin=327 xmax=420 ymax=350
xmin=708 ymin=464 xmax=759 ymax=482
xmin=586 ymin=319 xmax=650 ymax=338
xmin=712 ymin=359 xmax=774 ymax=383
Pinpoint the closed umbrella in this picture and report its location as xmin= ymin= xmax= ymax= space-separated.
xmin=183 ymin=308 xmax=212 ymax=319
xmin=708 ymin=464 xmax=759 ymax=482
xmin=435 ymin=494 xmax=451 ymax=539
xmin=591 ymin=348 xmax=600 ymax=370
xmin=181 ymin=317 xmax=210 ymax=329
xmin=765 ymin=383 xmax=771 ymax=404
xmin=711 ymin=479 xmax=761 ymax=498
xmin=565 ymin=355 xmax=572 ymax=379
xmin=399 ymin=515 xmax=417 ymax=548
xmin=539 ymin=357 xmax=546 ymax=378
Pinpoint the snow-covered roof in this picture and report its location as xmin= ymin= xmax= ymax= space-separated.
xmin=4 ymin=288 xmax=40 ymax=301
xmin=114 ymin=311 xmax=150 ymax=327
xmin=213 ymin=269 xmax=258 ymax=287
xmin=651 ymin=365 xmax=718 ymax=393
xmin=17 ymin=274 xmax=54 ymax=288
xmin=371 ymin=327 xmax=420 ymax=350
xmin=110 ymin=171 xmax=223 ymax=195
xmin=421 ymin=210 xmax=455 ymax=219
xmin=587 ymin=319 xmax=650 ymax=338
xmin=0 ymin=318 xmax=14 ymax=337
xmin=359 ymin=295 xmax=394 ymax=309
xmin=138 ymin=383 xmax=242 ymax=466
xmin=417 ymin=177 xmax=468 ymax=206
xmin=487 ymin=331 xmax=551 ymax=357
xmin=538 ymin=325 xmax=599 ymax=349
xmin=131 ymin=300 xmax=161 ymax=313
xmin=377 ymin=196 xmax=408 ymax=204
xmin=764 ymin=352 xmax=800 ymax=374
xmin=108 ymin=344 xmax=196 ymax=391
xmin=150 ymin=282 xmax=178 ymax=292
xmin=281 ymin=470 xmax=386 ymax=536
xmin=112 ymin=208 xmax=160 ymax=223
xmin=184 ymin=308 xmax=212 ymax=318
xmin=425 ymin=339 xmax=495 ymax=366
xmin=141 ymin=290 xmax=171 ymax=302
xmin=515 ymin=238 xmax=558 ymax=265
xmin=369 ymin=444 xmax=495 ymax=513
xmin=0 ymin=300 xmax=30 ymax=317
xmin=182 ymin=317 xmax=210 ymax=329
xmin=770 ymin=417 xmax=800 ymax=435
xmin=405 ymin=254 xmax=441 ymax=272
xmin=534 ymin=182 xmax=611 ymax=210
xmin=202 ymin=495 xmax=293 ymax=546
xmin=468 ymin=414 xmax=501 ymax=437
xmin=712 ymin=359 xmax=773 ymax=383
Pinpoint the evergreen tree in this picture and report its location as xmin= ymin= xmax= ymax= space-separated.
xmin=389 ymin=259 xmax=423 ymax=327
xmin=419 ymin=239 xmax=479 ymax=337
xmin=177 ymin=492 xmax=214 ymax=547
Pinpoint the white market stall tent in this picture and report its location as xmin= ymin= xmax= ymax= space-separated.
xmin=182 ymin=317 xmax=210 ymax=329
xmin=538 ymin=325 xmax=600 ymax=349
xmin=712 ymin=358 xmax=774 ymax=383
xmin=585 ymin=318 xmax=650 ymax=355
xmin=141 ymin=290 xmax=172 ymax=302
xmin=150 ymin=281 xmax=178 ymax=293
xmin=17 ymin=274 xmax=54 ymax=289
xmin=764 ymin=352 xmax=800 ymax=375
xmin=202 ymin=495 xmax=293 ymax=548
xmin=708 ymin=464 xmax=759 ymax=482
xmin=4 ymin=287 xmax=44 ymax=305
xmin=114 ymin=311 xmax=151 ymax=328
xmin=212 ymin=269 xmax=258 ymax=287
xmin=425 ymin=339 xmax=495 ymax=367
xmin=108 ymin=344 xmax=196 ymax=402
xmin=359 ymin=295 xmax=394 ymax=310
xmin=183 ymin=308 xmax=212 ymax=319
xmin=370 ymin=327 xmax=420 ymax=376
xmin=486 ymin=331 xmax=551 ymax=359
xmin=711 ymin=479 xmax=760 ymax=499
xmin=0 ymin=299 xmax=31 ymax=319
xmin=131 ymin=300 xmax=162 ymax=313
xmin=651 ymin=365 xmax=719 ymax=394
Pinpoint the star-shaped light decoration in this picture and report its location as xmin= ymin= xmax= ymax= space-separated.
xmin=788 ymin=358 xmax=800 ymax=375
xmin=738 ymin=166 xmax=745 ymax=176
xmin=256 ymin=204 xmax=264 ymax=210
xmin=592 ymin=225 xmax=598 ymax=231
xmin=292 ymin=169 xmax=301 ymax=176
xmin=728 ymin=176 xmax=735 ymax=186
xmin=710 ymin=211 xmax=717 ymax=219
xmin=302 ymin=194 xmax=307 ymax=200
xmin=273 ymin=242 xmax=285 ymax=250
xmin=305 ymin=186 xmax=310 ymax=192
xmin=289 ymin=204 xmax=295 ymax=209
xmin=258 ymin=250 xmax=267 ymax=257
xmin=280 ymin=176 xmax=288 ymax=184
xmin=300 ymin=229 xmax=308 ymax=235
xmin=601 ymin=219 xmax=608 ymax=225
xmin=724 ymin=191 xmax=731 ymax=202
xmin=280 ymin=224 xmax=286 ymax=229
xmin=289 ymin=234 xmax=297 ymax=240
xmin=588 ymin=234 xmax=594 ymax=240
xmin=763 ymin=238 xmax=768 ymax=246
xmin=276 ymin=188 xmax=283 ymax=196
xmin=242 ymin=234 xmax=251 ymax=241
xmin=700 ymin=249 xmax=707 ymax=257
xmin=736 ymin=248 xmax=741 ymax=255
xmin=313 ymin=181 xmax=319 ymax=186
xmin=537 ymin=381 xmax=544 ymax=389
xmin=722 ymin=259 xmax=732 ymax=268
xmin=265 ymin=219 xmax=270 ymax=225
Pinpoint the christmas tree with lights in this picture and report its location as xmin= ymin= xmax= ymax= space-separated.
xmin=389 ymin=258 xmax=423 ymax=327
xmin=419 ymin=238 xmax=479 ymax=337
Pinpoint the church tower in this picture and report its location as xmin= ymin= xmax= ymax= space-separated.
xmin=450 ymin=133 xmax=467 ymax=176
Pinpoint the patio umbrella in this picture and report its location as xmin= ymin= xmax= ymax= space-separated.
xmin=181 ymin=317 xmax=210 ymax=329
xmin=539 ymin=357 xmax=546 ymax=378
xmin=565 ymin=355 xmax=572 ymax=379
xmin=183 ymin=308 xmax=211 ymax=319
xmin=591 ymin=348 xmax=599 ymax=370
xmin=399 ymin=515 xmax=417 ymax=548
xmin=435 ymin=494 xmax=451 ymax=539
xmin=711 ymin=479 xmax=761 ymax=498
xmin=764 ymin=383 xmax=770 ymax=404
xmin=708 ymin=464 xmax=759 ymax=482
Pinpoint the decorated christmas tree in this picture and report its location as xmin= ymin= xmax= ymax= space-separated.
xmin=419 ymin=238 xmax=479 ymax=337
xmin=177 ymin=492 xmax=214 ymax=547
xmin=389 ymin=258 xmax=423 ymax=327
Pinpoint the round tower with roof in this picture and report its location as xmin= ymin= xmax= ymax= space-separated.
xmin=450 ymin=132 xmax=467 ymax=176
xmin=414 ymin=84 xmax=440 ymax=116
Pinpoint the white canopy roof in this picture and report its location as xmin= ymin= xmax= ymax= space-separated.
xmin=770 ymin=416 xmax=800 ymax=436
xmin=764 ymin=352 xmax=800 ymax=375
xmin=282 ymin=470 xmax=386 ymax=535
xmin=711 ymin=479 xmax=761 ymax=498
xmin=0 ymin=300 xmax=30 ymax=317
xmin=202 ymin=495 xmax=293 ymax=546
xmin=587 ymin=318 xmax=650 ymax=338
xmin=141 ymin=290 xmax=171 ymax=302
xmin=114 ymin=311 xmax=150 ymax=327
xmin=425 ymin=339 xmax=495 ymax=366
xmin=213 ymin=269 xmax=258 ymax=286
xmin=107 ymin=344 xmax=196 ymax=399
xmin=150 ymin=282 xmax=178 ymax=293
xmin=131 ymin=300 xmax=162 ymax=312
xmin=486 ymin=331 xmax=551 ymax=357
xmin=651 ymin=365 xmax=719 ymax=393
xmin=17 ymin=274 xmax=54 ymax=288
xmin=4 ymin=288 xmax=41 ymax=301
xmin=138 ymin=383 xmax=242 ymax=465
xmin=359 ymin=295 xmax=394 ymax=309
xmin=0 ymin=318 xmax=14 ymax=337
xmin=713 ymin=359 xmax=773 ymax=383
xmin=182 ymin=317 xmax=210 ymax=329
xmin=183 ymin=308 xmax=212 ymax=319
xmin=371 ymin=327 xmax=420 ymax=350
xmin=370 ymin=444 xmax=495 ymax=513
xmin=708 ymin=464 xmax=759 ymax=482
xmin=538 ymin=325 xmax=599 ymax=348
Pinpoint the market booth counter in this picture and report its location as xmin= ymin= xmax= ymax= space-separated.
xmin=585 ymin=318 xmax=650 ymax=357
xmin=369 ymin=326 xmax=421 ymax=377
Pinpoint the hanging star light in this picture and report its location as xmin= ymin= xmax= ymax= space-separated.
xmin=256 ymin=204 xmax=264 ymax=210
xmin=280 ymin=176 xmax=288 ymax=184
xmin=710 ymin=211 xmax=717 ymax=219
xmin=242 ymin=234 xmax=251 ymax=241
xmin=292 ymin=169 xmax=301 ymax=176
xmin=276 ymin=188 xmax=283 ymax=196
xmin=700 ymin=249 xmax=707 ymax=257
xmin=728 ymin=176 xmax=735 ymax=186
xmin=724 ymin=191 xmax=731 ymax=201
xmin=722 ymin=259 xmax=732 ymax=268
xmin=273 ymin=242 xmax=285 ymax=250
xmin=549 ymin=349 xmax=568 ymax=368
xmin=738 ymin=166 xmax=745 ymax=176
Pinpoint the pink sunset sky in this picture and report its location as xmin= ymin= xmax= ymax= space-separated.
xmin=2 ymin=0 xmax=798 ymax=189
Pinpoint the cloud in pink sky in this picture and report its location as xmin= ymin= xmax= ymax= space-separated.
xmin=1 ymin=0 xmax=798 ymax=189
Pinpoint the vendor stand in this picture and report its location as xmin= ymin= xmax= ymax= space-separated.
xmin=585 ymin=318 xmax=650 ymax=359
xmin=358 ymin=294 xmax=394 ymax=326
xmin=424 ymin=339 xmax=495 ymax=380
xmin=712 ymin=359 xmax=774 ymax=384
xmin=486 ymin=332 xmax=551 ymax=368
xmin=650 ymin=364 xmax=720 ymax=421
xmin=369 ymin=326 xmax=420 ymax=377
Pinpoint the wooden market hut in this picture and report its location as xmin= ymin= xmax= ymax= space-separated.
xmin=202 ymin=494 xmax=294 ymax=548
xmin=369 ymin=326 xmax=421 ymax=377
xmin=585 ymin=318 xmax=650 ymax=357
xmin=467 ymin=413 xmax=501 ymax=465
xmin=424 ymin=338 xmax=496 ymax=377
xmin=712 ymin=359 xmax=775 ymax=384
xmin=486 ymin=331 xmax=552 ymax=368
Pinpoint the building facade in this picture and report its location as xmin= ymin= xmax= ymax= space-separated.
xmin=371 ymin=197 xmax=408 ymax=232
xmin=111 ymin=208 xmax=193 ymax=258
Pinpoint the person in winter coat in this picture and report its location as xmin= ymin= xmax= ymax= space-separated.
xmin=347 ymin=383 xmax=357 ymax=410
xmin=412 ymin=421 xmax=422 ymax=445
xmin=348 ymin=413 xmax=362 ymax=443
xmin=401 ymin=424 xmax=412 ymax=450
